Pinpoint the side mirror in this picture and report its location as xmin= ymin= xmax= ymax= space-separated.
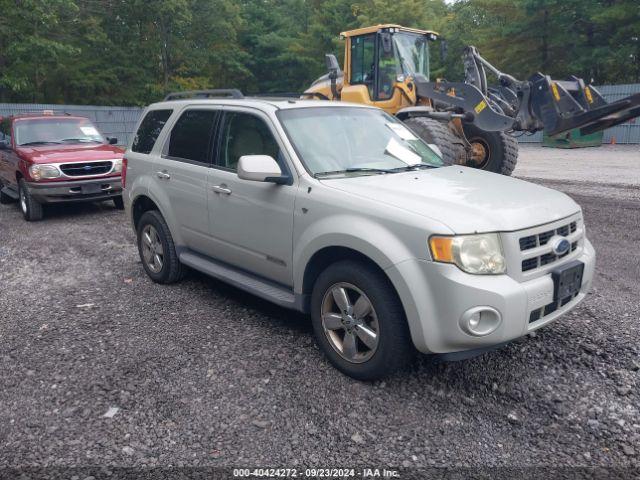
xmin=107 ymin=137 xmax=118 ymax=145
xmin=238 ymin=155 xmax=287 ymax=184
xmin=440 ymin=39 xmax=448 ymax=62
xmin=325 ymin=53 xmax=339 ymax=73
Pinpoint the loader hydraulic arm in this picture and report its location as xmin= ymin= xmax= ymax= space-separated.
xmin=415 ymin=46 xmax=640 ymax=137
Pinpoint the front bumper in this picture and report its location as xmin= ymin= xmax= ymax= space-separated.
xmin=386 ymin=238 xmax=596 ymax=354
xmin=26 ymin=177 xmax=122 ymax=204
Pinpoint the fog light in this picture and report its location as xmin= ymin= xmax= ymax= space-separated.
xmin=459 ymin=307 xmax=502 ymax=336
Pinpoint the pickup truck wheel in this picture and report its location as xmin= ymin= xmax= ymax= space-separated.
xmin=137 ymin=210 xmax=184 ymax=284
xmin=112 ymin=196 xmax=124 ymax=210
xmin=311 ymin=260 xmax=413 ymax=380
xmin=18 ymin=179 xmax=43 ymax=221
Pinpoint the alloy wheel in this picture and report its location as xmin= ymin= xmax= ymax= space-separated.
xmin=321 ymin=282 xmax=380 ymax=363
xmin=141 ymin=224 xmax=164 ymax=273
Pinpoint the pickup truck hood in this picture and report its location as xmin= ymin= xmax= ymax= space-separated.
xmin=320 ymin=166 xmax=580 ymax=234
xmin=17 ymin=143 xmax=124 ymax=164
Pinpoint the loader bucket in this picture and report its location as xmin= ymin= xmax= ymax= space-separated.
xmin=529 ymin=74 xmax=640 ymax=137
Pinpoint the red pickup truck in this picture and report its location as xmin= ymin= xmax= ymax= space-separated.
xmin=0 ymin=111 xmax=125 ymax=221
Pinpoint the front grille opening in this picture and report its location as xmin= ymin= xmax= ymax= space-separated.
xmin=571 ymin=241 xmax=578 ymax=252
xmin=519 ymin=235 xmax=537 ymax=251
xmin=530 ymin=293 xmax=579 ymax=323
xmin=540 ymin=253 xmax=556 ymax=266
xmin=522 ymin=258 xmax=538 ymax=272
xmin=538 ymin=230 xmax=555 ymax=245
xmin=60 ymin=161 xmax=112 ymax=176
xmin=557 ymin=225 xmax=569 ymax=236
xmin=570 ymin=221 xmax=577 ymax=233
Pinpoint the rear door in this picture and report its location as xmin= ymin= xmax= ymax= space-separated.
xmin=206 ymin=107 xmax=296 ymax=286
xmin=153 ymin=107 xmax=220 ymax=254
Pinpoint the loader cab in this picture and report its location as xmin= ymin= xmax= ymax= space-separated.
xmin=341 ymin=25 xmax=439 ymax=114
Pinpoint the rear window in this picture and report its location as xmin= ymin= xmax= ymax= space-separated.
xmin=167 ymin=109 xmax=218 ymax=163
xmin=132 ymin=109 xmax=172 ymax=154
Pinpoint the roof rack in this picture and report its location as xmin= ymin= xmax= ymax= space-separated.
xmin=164 ymin=89 xmax=244 ymax=101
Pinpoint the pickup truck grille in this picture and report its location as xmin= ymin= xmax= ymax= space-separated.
xmin=60 ymin=161 xmax=113 ymax=177
xmin=501 ymin=213 xmax=584 ymax=282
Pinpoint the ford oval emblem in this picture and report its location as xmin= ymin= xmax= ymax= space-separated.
xmin=83 ymin=165 xmax=93 ymax=171
xmin=551 ymin=237 xmax=571 ymax=255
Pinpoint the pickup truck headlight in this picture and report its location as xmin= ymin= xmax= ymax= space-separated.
xmin=429 ymin=233 xmax=506 ymax=274
xmin=112 ymin=158 xmax=123 ymax=173
xmin=29 ymin=164 xmax=61 ymax=181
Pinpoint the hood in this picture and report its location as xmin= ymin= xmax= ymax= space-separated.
xmin=320 ymin=166 xmax=580 ymax=234
xmin=17 ymin=143 xmax=124 ymax=164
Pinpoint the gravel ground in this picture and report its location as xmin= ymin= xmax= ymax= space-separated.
xmin=0 ymin=146 xmax=639 ymax=477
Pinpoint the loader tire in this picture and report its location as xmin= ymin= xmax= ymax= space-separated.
xmin=462 ymin=124 xmax=519 ymax=176
xmin=403 ymin=117 xmax=465 ymax=167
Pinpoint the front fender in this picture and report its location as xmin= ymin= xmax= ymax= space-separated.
xmin=293 ymin=213 xmax=416 ymax=294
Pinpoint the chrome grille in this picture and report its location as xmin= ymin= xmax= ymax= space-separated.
xmin=60 ymin=161 xmax=113 ymax=177
xmin=501 ymin=214 xmax=584 ymax=282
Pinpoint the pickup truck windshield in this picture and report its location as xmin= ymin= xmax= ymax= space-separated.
xmin=277 ymin=107 xmax=443 ymax=177
xmin=14 ymin=118 xmax=105 ymax=146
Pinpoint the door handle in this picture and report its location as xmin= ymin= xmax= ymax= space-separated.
xmin=156 ymin=170 xmax=170 ymax=180
xmin=211 ymin=184 xmax=232 ymax=195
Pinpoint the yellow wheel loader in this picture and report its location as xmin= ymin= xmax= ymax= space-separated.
xmin=303 ymin=24 xmax=640 ymax=175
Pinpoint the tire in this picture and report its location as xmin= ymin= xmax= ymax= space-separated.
xmin=462 ymin=123 xmax=519 ymax=175
xmin=310 ymin=260 xmax=413 ymax=380
xmin=136 ymin=210 xmax=185 ymax=284
xmin=18 ymin=179 xmax=44 ymax=221
xmin=403 ymin=116 xmax=466 ymax=167
xmin=112 ymin=196 xmax=124 ymax=210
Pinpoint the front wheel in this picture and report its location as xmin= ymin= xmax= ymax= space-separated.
xmin=18 ymin=179 xmax=44 ymax=221
xmin=462 ymin=123 xmax=519 ymax=175
xmin=403 ymin=117 xmax=466 ymax=167
xmin=310 ymin=260 xmax=413 ymax=380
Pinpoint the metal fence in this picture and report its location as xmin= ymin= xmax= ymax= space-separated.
xmin=2 ymin=84 xmax=639 ymax=145
xmin=0 ymin=103 xmax=145 ymax=147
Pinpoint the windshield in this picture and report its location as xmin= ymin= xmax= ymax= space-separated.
xmin=277 ymin=107 xmax=443 ymax=177
xmin=14 ymin=118 xmax=105 ymax=146
xmin=393 ymin=33 xmax=430 ymax=79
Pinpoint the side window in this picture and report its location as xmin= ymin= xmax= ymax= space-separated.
xmin=350 ymin=34 xmax=375 ymax=98
xmin=132 ymin=109 xmax=172 ymax=154
xmin=167 ymin=109 xmax=218 ymax=164
xmin=218 ymin=112 xmax=280 ymax=172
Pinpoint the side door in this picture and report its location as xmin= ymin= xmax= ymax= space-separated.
xmin=206 ymin=108 xmax=296 ymax=287
xmin=153 ymin=107 xmax=220 ymax=254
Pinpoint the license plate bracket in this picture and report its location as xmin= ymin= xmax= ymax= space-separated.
xmin=81 ymin=183 xmax=101 ymax=194
xmin=552 ymin=260 xmax=584 ymax=301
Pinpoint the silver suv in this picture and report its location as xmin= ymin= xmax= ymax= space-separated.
xmin=123 ymin=91 xmax=595 ymax=380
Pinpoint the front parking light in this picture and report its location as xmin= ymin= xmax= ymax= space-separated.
xmin=429 ymin=233 xmax=506 ymax=274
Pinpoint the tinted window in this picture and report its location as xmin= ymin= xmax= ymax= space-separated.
xmin=219 ymin=112 xmax=280 ymax=171
xmin=350 ymin=34 xmax=375 ymax=98
xmin=132 ymin=109 xmax=172 ymax=154
xmin=167 ymin=109 xmax=218 ymax=163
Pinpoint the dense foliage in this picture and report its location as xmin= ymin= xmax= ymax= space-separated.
xmin=0 ymin=0 xmax=638 ymax=105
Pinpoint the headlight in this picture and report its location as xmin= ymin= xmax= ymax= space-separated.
xmin=29 ymin=164 xmax=61 ymax=181
xmin=429 ymin=233 xmax=506 ymax=274
xmin=112 ymin=158 xmax=123 ymax=173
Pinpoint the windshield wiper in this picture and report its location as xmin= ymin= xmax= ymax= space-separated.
xmin=388 ymin=163 xmax=438 ymax=172
xmin=60 ymin=138 xmax=100 ymax=143
xmin=19 ymin=141 xmax=62 ymax=146
xmin=314 ymin=167 xmax=395 ymax=178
